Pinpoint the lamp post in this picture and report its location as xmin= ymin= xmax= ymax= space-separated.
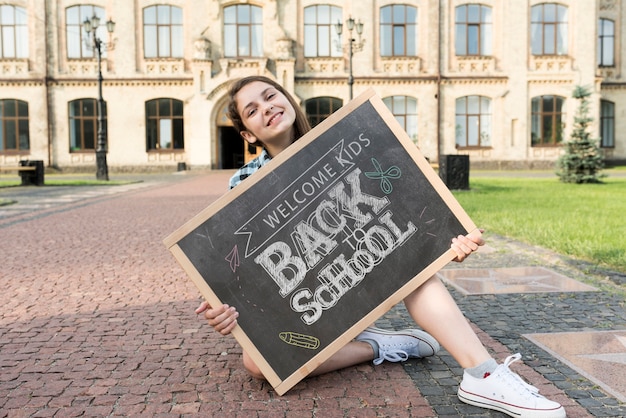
xmin=335 ymin=17 xmax=365 ymax=100
xmin=83 ymin=15 xmax=115 ymax=181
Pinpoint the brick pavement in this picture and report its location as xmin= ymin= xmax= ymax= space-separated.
xmin=1 ymin=171 xmax=624 ymax=417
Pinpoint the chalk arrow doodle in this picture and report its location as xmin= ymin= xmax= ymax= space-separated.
xmin=364 ymin=158 xmax=401 ymax=194
xmin=225 ymin=245 xmax=240 ymax=273
xmin=279 ymin=332 xmax=320 ymax=350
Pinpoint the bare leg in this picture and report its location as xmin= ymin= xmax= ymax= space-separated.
xmin=403 ymin=276 xmax=491 ymax=368
xmin=243 ymin=340 xmax=374 ymax=379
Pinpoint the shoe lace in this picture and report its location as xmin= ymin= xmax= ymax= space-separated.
xmin=501 ymin=353 xmax=540 ymax=394
xmin=374 ymin=348 xmax=409 ymax=365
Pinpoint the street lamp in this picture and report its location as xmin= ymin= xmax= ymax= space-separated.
xmin=83 ymin=15 xmax=115 ymax=181
xmin=335 ymin=16 xmax=365 ymax=100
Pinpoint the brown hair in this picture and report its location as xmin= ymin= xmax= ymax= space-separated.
xmin=227 ymin=75 xmax=311 ymax=147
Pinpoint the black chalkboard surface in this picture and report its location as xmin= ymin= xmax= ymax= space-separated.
xmin=164 ymin=90 xmax=476 ymax=395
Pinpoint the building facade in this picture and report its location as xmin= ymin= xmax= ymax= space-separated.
xmin=1 ymin=0 xmax=624 ymax=172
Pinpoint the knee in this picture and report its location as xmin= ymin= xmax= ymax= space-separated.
xmin=243 ymin=352 xmax=265 ymax=380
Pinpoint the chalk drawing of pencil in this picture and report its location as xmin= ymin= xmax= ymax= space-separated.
xmin=279 ymin=332 xmax=320 ymax=350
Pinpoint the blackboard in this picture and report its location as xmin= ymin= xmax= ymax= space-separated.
xmin=163 ymin=89 xmax=476 ymax=395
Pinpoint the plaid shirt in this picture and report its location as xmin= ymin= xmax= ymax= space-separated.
xmin=229 ymin=149 xmax=272 ymax=189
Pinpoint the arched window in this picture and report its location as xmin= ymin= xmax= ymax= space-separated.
xmin=69 ymin=98 xmax=107 ymax=152
xmin=455 ymin=96 xmax=491 ymax=147
xmin=0 ymin=5 xmax=28 ymax=58
xmin=383 ymin=96 xmax=418 ymax=144
xmin=455 ymin=4 xmax=492 ymax=56
xmin=146 ymin=98 xmax=184 ymax=151
xmin=531 ymin=3 xmax=568 ymax=55
xmin=304 ymin=97 xmax=343 ymax=127
xmin=600 ymin=100 xmax=615 ymax=148
xmin=304 ymin=5 xmax=342 ymax=57
xmin=531 ymin=95 xmax=565 ymax=146
xmin=143 ymin=5 xmax=183 ymax=58
xmin=380 ymin=4 xmax=417 ymax=57
xmin=0 ymin=99 xmax=30 ymax=152
xmin=598 ymin=18 xmax=615 ymax=67
xmin=224 ymin=4 xmax=263 ymax=57
xmin=66 ymin=4 xmax=107 ymax=59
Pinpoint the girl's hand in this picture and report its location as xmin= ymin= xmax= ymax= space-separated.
xmin=195 ymin=301 xmax=239 ymax=336
xmin=451 ymin=228 xmax=485 ymax=262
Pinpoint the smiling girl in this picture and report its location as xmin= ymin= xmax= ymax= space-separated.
xmin=196 ymin=76 xmax=565 ymax=418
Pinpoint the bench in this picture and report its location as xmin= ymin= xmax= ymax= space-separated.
xmin=0 ymin=160 xmax=45 ymax=186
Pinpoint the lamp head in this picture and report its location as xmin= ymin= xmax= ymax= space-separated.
xmin=335 ymin=20 xmax=343 ymax=35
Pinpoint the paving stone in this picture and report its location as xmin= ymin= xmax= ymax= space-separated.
xmin=1 ymin=171 xmax=624 ymax=417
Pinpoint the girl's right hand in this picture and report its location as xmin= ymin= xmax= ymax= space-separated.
xmin=195 ymin=301 xmax=239 ymax=335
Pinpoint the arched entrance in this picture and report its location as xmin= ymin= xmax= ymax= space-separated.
xmin=215 ymin=101 xmax=261 ymax=169
xmin=216 ymin=102 xmax=243 ymax=169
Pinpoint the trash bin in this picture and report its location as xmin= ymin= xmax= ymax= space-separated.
xmin=438 ymin=155 xmax=469 ymax=190
xmin=19 ymin=160 xmax=45 ymax=186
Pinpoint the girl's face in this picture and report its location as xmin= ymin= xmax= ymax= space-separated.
xmin=235 ymin=81 xmax=297 ymax=156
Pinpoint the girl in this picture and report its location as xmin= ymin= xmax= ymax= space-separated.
xmin=196 ymin=76 xmax=565 ymax=418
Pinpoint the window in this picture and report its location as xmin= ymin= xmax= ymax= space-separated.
xmin=455 ymin=4 xmax=492 ymax=56
xmin=531 ymin=3 xmax=568 ymax=55
xmin=455 ymin=96 xmax=491 ymax=147
xmin=304 ymin=97 xmax=342 ymax=127
xmin=66 ymin=5 xmax=107 ymax=59
xmin=0 ymin=99 xmax=29 ymax=152
xmin=0 ymin=5 xmax=28 ymax=58
xmin=146 ymin=98 xmax=184 ymax=151
xmin=224 ymin=4 xmax=263 ymax=58
xmin=304 ymin=5 xmax=342 ymax=57
xmin=69 ymin=99 xmax=108 ymax=152
xmin=143 ymin=5 xmax=183 ymax=58
xmin=531 ymin=95 xmax=565 ymax=146
xmin=598 ymin=18 xmax=615 ymax=67
xmin=600 ymin=100 xmax=615 ymax=148
xmin=380 ymin=4 xmax=417 ymax=57
xmin=383 ymin=96 xmax=418 ymax=143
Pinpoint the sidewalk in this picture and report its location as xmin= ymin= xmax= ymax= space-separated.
xmin=0 ymin=170 xmax=624 ymax=417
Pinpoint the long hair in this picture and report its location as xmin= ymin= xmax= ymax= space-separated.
xmin=226 ymin=76 xmax=311 ymax=147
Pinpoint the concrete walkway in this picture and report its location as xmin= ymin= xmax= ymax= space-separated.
xmin=1 ymin=170 xmax=624 ymax=417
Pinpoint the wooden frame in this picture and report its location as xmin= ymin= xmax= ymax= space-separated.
xmin=164 ymin=89 xmax=476 ymax=395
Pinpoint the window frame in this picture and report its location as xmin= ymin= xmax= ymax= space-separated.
xmin=145 ymin=98 xmax=185 ymax=151
xmin=223 ymin=4 xmax=263 ymax=58
xmin=531 ymin=95 xmax=565 ymax=146
xmin=143 ymin=5 xmax=184 ymax=59
xmin=455 ymin=95 xmax=492 ymax=148
xmin=68 ymin=98 xmax=109 ymax=152
xmin=530 ymin=3 xmax=568 ymax=56
xmin=380 ymin=4 xmax=418 ymax=57
xmin=600 ymin=99 xmax=615 ymax=148
xmin=304 ymin=97 xmax=343 ymax=127
xmin=304 ymin=4 xmax=342 ymax=58
xmin=0 ymin=99 xmax=30 ymax=153
xmin=0 ymin=5 xmax=28 ymax=58
xmin=66 ymin=4 xmax=107 ymax=59
xmin=455 ymin=4 xmax=492 ymax=56
xmin=383 ymin=96 xmax=418 ymax=144
xmin=598 ymin=18 xmax=615 ymax=67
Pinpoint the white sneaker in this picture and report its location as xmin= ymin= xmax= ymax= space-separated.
xmin=458 ymin=353 xmax=566 ymax=418
xmin=356 ymin=327 xmax=440 ymax=365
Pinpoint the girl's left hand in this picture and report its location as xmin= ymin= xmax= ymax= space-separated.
xmin=451 ymin=228 xmax=485 ymax=262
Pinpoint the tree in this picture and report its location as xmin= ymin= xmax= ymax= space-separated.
xmin=556 ymin=86 xmax=606 ymax=183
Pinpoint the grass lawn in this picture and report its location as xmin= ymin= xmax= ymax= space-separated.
xmin=452 ymin=176 xmax=626 ymax=274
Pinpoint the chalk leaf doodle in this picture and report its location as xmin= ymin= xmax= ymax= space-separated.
xmin=225 ymin=245 xmax=240 ymax=273
xmin=364 ymin=158 xmax=401 ymax=194
xmin=279 ymin=331 xmax=321 ymax=350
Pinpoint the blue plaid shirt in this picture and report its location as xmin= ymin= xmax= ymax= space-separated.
xmin=229 ymin=149 xmax=272 ymax=189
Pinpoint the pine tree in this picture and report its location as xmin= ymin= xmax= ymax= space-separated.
xmin=556 ymin=85 xmax=606 ymax=183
